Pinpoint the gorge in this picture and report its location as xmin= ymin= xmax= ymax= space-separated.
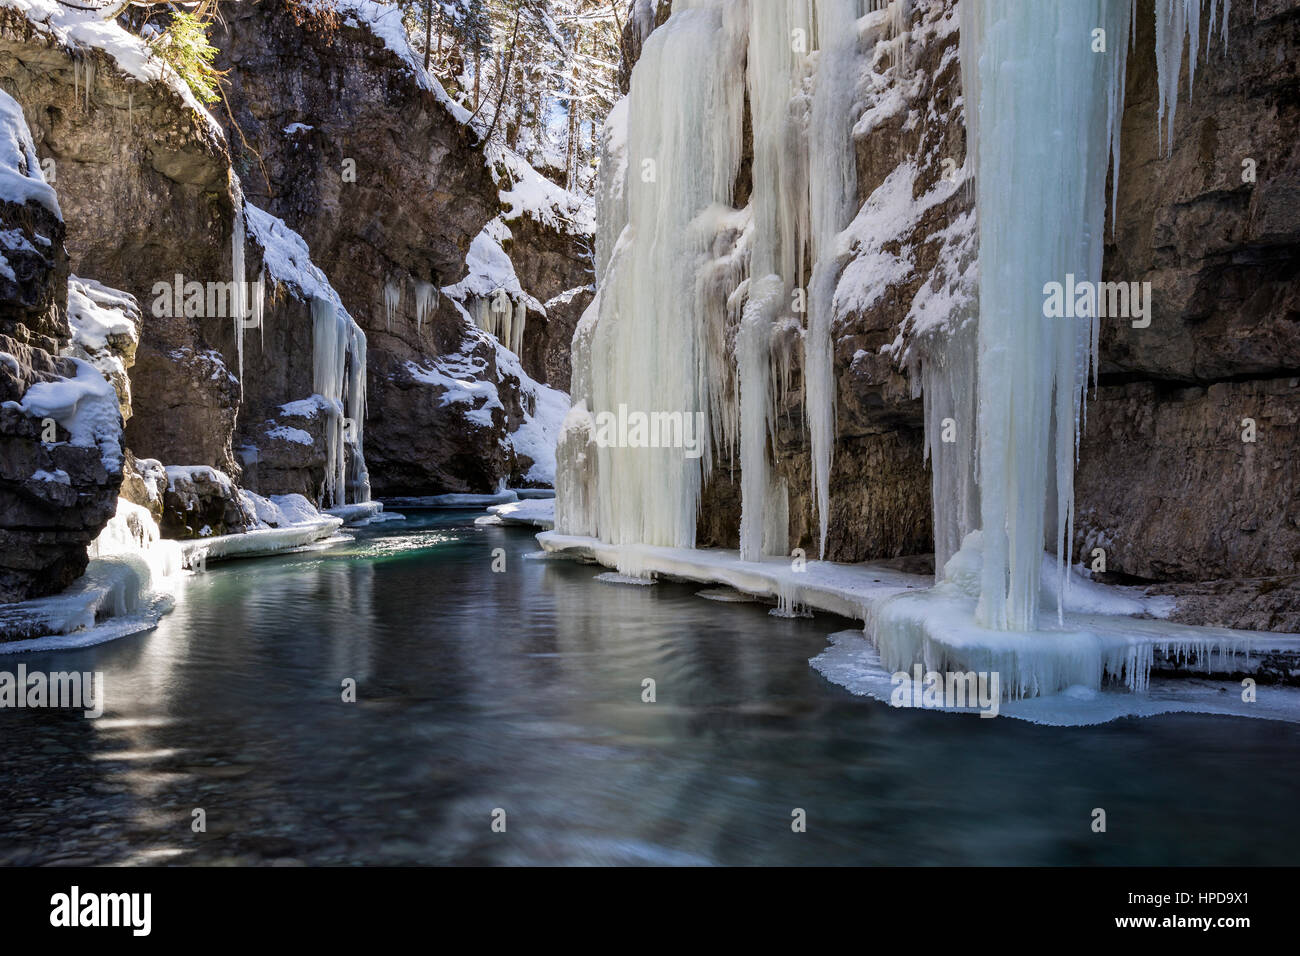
xmin=0 ymin=0 xmax=1297 ymax=867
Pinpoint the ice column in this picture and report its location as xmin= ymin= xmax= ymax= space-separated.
xmin=805 ymin=0 xmax=864 ymax=558
xmin=582 ymin=0 xmax=748 ymax=548
xmin=312 ymin=296 xmax=370 ymax=507
xmin=960 ymin=0 xmax=1131 ymax=630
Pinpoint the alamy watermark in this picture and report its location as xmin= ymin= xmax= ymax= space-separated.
xmin=592 ymin=403 xmax=707 ymax=459
xmin=151 ymin=274 xmax=260 ymax=326
xmin=1042 ymin=274 xmax=1152 ymax=328
xmin=0 ymin=665 xmax=103 ymax=718
xmin=890 ymin=666 xmax=1001 ymax=718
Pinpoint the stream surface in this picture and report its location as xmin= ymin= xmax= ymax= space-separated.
xmin=2 ymin=512 xmax=1298 ymax=865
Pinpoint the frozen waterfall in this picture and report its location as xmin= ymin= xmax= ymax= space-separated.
xmin=554 ymin=0 xmax=1251 ymax=697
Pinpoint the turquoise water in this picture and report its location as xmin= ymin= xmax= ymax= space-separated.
xmin=2 ymin=512 xmax=1297 ymax=865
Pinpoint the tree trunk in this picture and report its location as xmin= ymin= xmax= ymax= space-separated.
xmin=423 ymin=0 xmax=433 ymax=71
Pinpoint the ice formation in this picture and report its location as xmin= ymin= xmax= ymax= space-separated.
xmin=805 ymin=0 xmax=863 ymax=558
xmin=312 ymin=296 xmax=369 ymax=508
xmin=549 ymin=0 xmax=1287 ymax=702
xmin=229 ymin=177 xmax=266 ymax=394
xmin=244 ymin=203 xmax=370 ymax=507
xmin=412 ymin=280 xmax=437 ymax=332
xmin=556 ymin=0 xmax=881 ymax=558
xmin=384 ymin=277 xmax=402 ymax=329
xmin=0 ymin=498 xmax=183 ymax=651
xmin=956 ymin=0 xmax=1132 ymax=631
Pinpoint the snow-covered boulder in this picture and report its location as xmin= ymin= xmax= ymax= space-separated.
xmin=0 ymin=88 xmax=122 ymax=608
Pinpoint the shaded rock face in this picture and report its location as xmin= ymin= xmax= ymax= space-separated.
xmin=1077 ymin=378 xmax=1300 ymax=582
xmin=160 ymin=467 xmax=250 ymax=539
xmin=510 ymin=214 xmax=592 ymax=392
xmin=0 ymin=128 xmax=120 ymax=602
xmin=0 ymin=9 xmax=243 ymax=476
xmin=1077 ymin=0 xmax=1300 ymax=585
xmin=366 ymin=336 xmax=525 ymax=496
xmin=214 ymin=0 xmax=531 ymax=497
xmin=1 ymin=9 xmax=377 ymax=508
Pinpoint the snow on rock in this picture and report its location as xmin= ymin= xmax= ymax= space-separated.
xmin=0 ymin=87 xmax=60 ymax=216
xmin=494 ymin=339 xmax=568 ymax=485
xmin=475 ymin=497 xmax=555 ymax=530
xmin=408 ymin=321 xmax=569 ymax=485
xmin=491 ymin=145 xmax=595 ymax=236
xmin=65 ymin=275 xmax=140 ymax=416
xmin=441 ymin=217 xmax=544 ymax=315
xmin=8 ymin=355 xmax=122 ymax=471
xmin=0 ymin=496 xmax=182 ymax=649
xmin=244 ymin=202 xmax=370 ymax=507
xmin=238 ymin=489 xmax=323 ymax=529
xmin=265 ymin=424 xmax=314 ymax=446
xmin=317 ymin=0 xmax=472 ymax=123
xmin=0 ymin=0 xmax=224 ymax=136
xmin=405 ymin=352 xmax=505 ymax=430
xmin=278 ymin=396 xmax=330 ymax=419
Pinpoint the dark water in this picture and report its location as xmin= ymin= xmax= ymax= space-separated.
xmin=2 ymin=512 xmax=1297 ymax=866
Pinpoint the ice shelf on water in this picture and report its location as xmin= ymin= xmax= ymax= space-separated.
xmin=537 ymin=529 xmax=1300 ymax=722
xmin=177 ymin=511 xmax=344 ymax=568
xmin=0 ymin=498 xmax=183 ymax=652
xmin=380 ymin=490 xmax=520 ymax=510
xmin=550 ymin=0 xmax=1278 ymax=712
xmin=475 ymin=498 xmax=555 ymax=530
xmin=324 ymin=500 xmax=389 ymax=526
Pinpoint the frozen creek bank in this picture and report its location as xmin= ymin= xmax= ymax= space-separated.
xmin=536 ymin=529 xmax=1300 ymax=726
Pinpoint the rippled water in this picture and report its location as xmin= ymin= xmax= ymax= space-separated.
xmin=2 ymin=512 xmax=1298 ymax=865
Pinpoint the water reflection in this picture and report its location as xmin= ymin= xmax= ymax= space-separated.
xmin=2 ymin=512 xmax=1298 ymax=865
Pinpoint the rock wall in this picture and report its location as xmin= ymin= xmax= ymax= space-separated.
xmin=215 ymin=0 xmax=586 ymax=496
xmin=0 ymin=8 xmax=249 ymax=477
xmin=1079 ymin=0 xmax=1300 ymax=589
xmin=0 ymin=88 xmax=120 ymax=602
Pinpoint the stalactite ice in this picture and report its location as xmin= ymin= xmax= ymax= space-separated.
xmin=806 ymin=0 xmax=866 ymax=558
xmin=413 ymin=280 xmax=437 ymax=333
xmin=312 ymin=296 xmax=370 ymax=507
xmin=557 ymin=0 xmax=871 ymax=557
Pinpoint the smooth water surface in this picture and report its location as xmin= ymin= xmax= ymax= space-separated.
xmin=2 ymin=512 xmax=1297 ymax=865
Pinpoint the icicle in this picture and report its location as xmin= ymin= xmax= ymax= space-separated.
xmin=805 ymin=0 xmax=862 ymax=558
xmin=412 ymin=280 xmax=437 ymax=332
xmin=571 ymin=0 xmax=748 ymax=549
xmin=231 ymin=176 xmax=247 ymax=397
xmin=311 ymin=296 xmax=371 ymax=507
xmin=383 ymin=277 xmax=402 ymax=330
xmin=346 ymin=321 xmax=370 ymax=503
xmin=738 ymin=274 xmax=782 ymax=561
xmin=1154 ymin=0 xmax=1231 ymax=155
xmin=736 ymin=0 xmax=812 ymax=560
xmin=920 ymin=319 xmax=980 ymax=575
xmin=253 ymin=268 xmax=266 ymax=351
